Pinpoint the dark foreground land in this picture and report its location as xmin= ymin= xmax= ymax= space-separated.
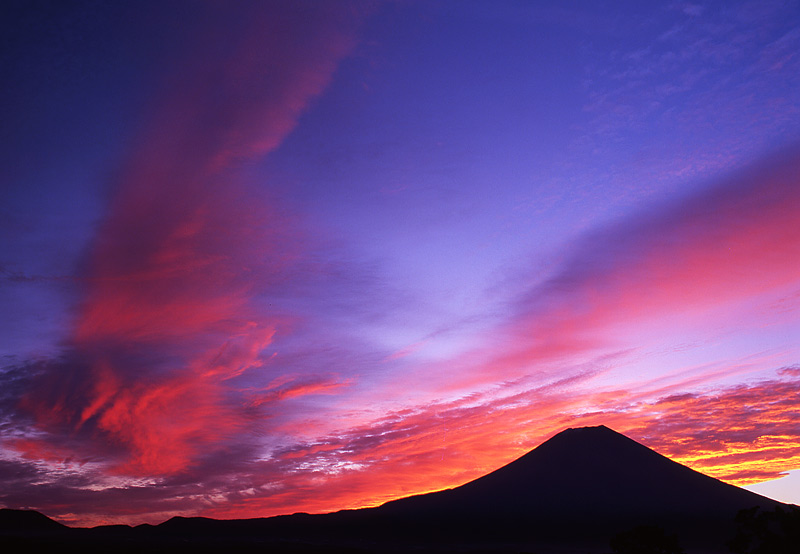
xmin=2 ymin=426 xmax=797 ymax=553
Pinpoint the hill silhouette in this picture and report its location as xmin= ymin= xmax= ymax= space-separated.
xmin=0 ymin=507 xmax=66 ymax=532
xmin=0 ymin=425 xmax=787 ymax=553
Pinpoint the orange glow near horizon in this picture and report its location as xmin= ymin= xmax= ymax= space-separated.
xmin=196 ymin=373 xmax=800 ymax=523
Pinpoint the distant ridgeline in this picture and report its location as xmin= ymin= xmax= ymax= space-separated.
xmin=2 ymin=426 xmax=796 ymax=554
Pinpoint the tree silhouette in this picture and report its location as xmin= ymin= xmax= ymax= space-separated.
xmin=728 ymin=505 xmax=800 ymax=554
xmin=609 ymin=525 xmax=685 ymax=554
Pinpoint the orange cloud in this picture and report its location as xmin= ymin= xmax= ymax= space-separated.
xmin=201 ymin=371 xmax=800 ymax=521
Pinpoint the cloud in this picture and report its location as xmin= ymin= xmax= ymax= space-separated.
xmin=9 ymin=2 xmax=367 ymax=478
xmin=443 ymin=144 xmax=800 ymax=389
xmin=623 ymin=378 xmax=800 ymax=485
xmin=542 ymin=145 xmax=796 ymax=306
xmin=7 ymin=368 xmax=799 ymax=525
xmin=244 ymin=375 xmax=351 ymax=409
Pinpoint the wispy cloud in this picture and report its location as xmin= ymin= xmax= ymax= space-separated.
xmin=577 ymin=0 xmax=800 ymax=192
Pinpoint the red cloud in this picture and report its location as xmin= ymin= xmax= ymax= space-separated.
xmin=14 ymin=2 xmax=363 ymax=477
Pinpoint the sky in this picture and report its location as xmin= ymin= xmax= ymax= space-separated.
xmin=1 ymin=0 xmax=799 ymax=527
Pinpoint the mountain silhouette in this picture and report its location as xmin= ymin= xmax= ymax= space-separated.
xmin=379 ymin=425 xmax=772 ymax=519
xmin=366 ymin=425 xmax=781 ymax=549
xmin=0 ymin=425 xmax=787 ymax=553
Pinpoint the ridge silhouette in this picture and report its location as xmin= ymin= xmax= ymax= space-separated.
xmin=0 ymin=425 xmax=787 ymax=553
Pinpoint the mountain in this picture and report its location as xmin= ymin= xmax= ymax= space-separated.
xmin=0 ymin=426 xmax=787 ymax=553
xmin=378 ymin=425 xmax=774 ymax=519
xmin=366 ymin=425 xmax=781 ymax=548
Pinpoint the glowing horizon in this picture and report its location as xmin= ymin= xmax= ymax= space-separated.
xmin=1 ymin=0 xmax=799 ymax=527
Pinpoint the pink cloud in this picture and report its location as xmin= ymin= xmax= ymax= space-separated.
xmin=245 ymin=375 xmax=351 ymax=408
xmin=431 ymin=145 xmax=800 ymax=391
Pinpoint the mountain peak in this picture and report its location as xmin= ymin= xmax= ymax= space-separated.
xmin=558 ymin=424 xmax=616 ymax=436
xmin=565 ymin=424 xmax=611 ymax=430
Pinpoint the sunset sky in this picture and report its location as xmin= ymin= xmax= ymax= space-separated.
xmin=2 ymin=0 xmax=799 ymax=526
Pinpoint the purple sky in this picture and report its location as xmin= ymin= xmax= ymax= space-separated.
xmin=2 ymin=0 xmax=800 ymax=526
